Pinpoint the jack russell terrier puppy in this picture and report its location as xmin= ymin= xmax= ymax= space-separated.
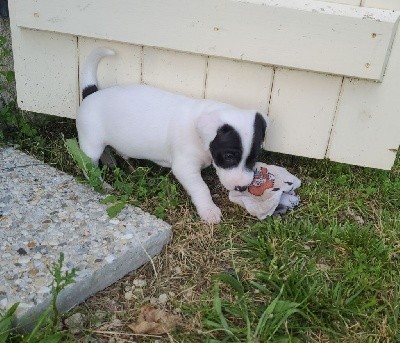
xmin=77 ymin=47 xmax=267 ymax=224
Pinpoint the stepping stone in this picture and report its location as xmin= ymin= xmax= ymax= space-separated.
xmin=0 ymin=147 xmax=172 ymax=329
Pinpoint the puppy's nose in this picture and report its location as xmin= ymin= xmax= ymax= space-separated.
xmin=234 ymin=185 xmax=248 ymax=192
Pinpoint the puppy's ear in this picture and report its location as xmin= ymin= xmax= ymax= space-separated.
xmin=196 ymin=112 xmax=223 ymax=149
xmin=256 ymin=112 xmax=268 ymax=141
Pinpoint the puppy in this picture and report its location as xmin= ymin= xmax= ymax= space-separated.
xmin=77 ymin=47 xmax=267 ymax=223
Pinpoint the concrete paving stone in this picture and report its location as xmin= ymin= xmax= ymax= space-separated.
xmin=0 ymin=147 xmax=172 ymax=329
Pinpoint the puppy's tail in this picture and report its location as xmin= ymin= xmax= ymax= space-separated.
xmin=81 ymin=47 xmax=115 ymax=100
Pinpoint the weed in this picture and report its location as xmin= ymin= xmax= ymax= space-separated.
xmin=64 ymin=137 xmax=105 ymax=193
xmin=112 ymin=166 xmax=180 ymax=219
xmin=0 ymin=36 xmax=14 ymax=92
xmin=0 ymin=303 xmax=19 ymax=343
xmin=100 ymin=194 xmax=129 ymax=218
xmin=65 ymin=138 xmax=181 ymax=219
xmin=203 ymin=273 xmax=303 ymax=342
xmin=48 ymin=253 xmax=78 ymax=328
xmin=0 ymin=253 xmax=78 ymax=342
xmin=0 ymin=101 xmax=45 ymax=152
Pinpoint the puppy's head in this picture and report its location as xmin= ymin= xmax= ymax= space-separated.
xmin=197 ymin=109 xmax=267 ymax=191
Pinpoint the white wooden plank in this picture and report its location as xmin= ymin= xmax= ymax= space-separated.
xmin=322 ymin=0 xmax=361 ymax=5
xmin=14 ymin=0 xmax=400 ymax=81
xmin=78 ymin=38 xmax=142 ymax=101
xmin=265 ymin=68 xmax=342 ymax=159
xmin=205 ymin=58 xmax=274 ymax=113
xmin=9 ymin=0 xmax=78 ymax=118
xmin=362 ymin=0 xmax=400 ymax=10
xmin=142 ymin=47 xmax=207 ymax=98
xmin=326 ymin=0 xmax=400 ymax=169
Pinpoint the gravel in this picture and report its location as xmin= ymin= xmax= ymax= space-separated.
xmin=0 ymin=147 xmax=172 ymax=329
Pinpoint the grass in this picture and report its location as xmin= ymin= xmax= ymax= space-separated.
xmin=1 ymin=95 xmax=399 ymax=341
xmin=184 ymin=152 xmax=399 ymax=343
xmin=200 ymin=219 xmax=399 ymax=342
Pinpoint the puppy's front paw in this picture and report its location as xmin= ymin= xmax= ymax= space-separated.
xmin=198 ymin=204 xmax=222 ymax=224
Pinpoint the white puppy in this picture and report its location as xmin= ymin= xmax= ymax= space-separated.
xmin=77 ymin=47 xmax=267 ymax=223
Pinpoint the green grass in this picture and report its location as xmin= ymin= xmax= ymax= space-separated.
xmin=199 ymin=152 xmax=400 ymax=342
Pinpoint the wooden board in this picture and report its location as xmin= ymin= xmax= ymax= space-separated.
xmin=14 ymin=0 xmax=400 ymax=81
xmin=322 ymin=0 xmax=361 ymax=5
xmin=142 ymin=48 xmax=207 ymax=98
xmin=9 ymin=0 xmax=78 ymax=118
xmin=326 ymin=0 xmax=400 ymax=169
xmin=205 ymin=58 xmax=274 ymax=113
xmin=362 ymin=0 xmax=400 ymax=10
xmin=78 ymin=38 xmax=142 ymax=102
xmin=13 ymin=30 xmax=78 ymax=118
xmin=265 ymin=68 xmax=342 ymax=159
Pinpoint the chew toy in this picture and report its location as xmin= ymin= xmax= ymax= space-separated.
xmin=229 ymin=162 xmax=301 ymax=219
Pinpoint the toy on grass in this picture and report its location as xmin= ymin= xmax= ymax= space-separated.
xmin=229 ymin=162 xmax=301 ymax=220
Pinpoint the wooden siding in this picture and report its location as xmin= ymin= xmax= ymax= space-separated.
xmin=326 ymin=0 xmax=400 ymax=169
xmin=266 ymin=68 xmax=343 ymax=159
xmin=205 ymin=58 xmax=274 ymax=114
xmin=8 ymin=0 xmax=400 ymax=169
xmin=142 ymin=48 xmax=207 ymax=99
xmin=78 ymin=38 xmax=142 ymax=95
xmin=13 ymin=0 xmax=400 ymax=81
xmin=9 ymin=0 xmax=78 ymax=117
xmin=324 ymin=0 xmax=361 ymax=5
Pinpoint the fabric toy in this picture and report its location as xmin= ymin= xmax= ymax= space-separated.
xmin=229 ymin=162 xmax=301 ymax=219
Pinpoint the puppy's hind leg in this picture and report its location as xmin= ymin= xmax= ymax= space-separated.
xmin=172 ymin=160 xmax=222 ymax=224
xmin=78 ymin=135 xmax=106 ymax=167
xmin=77 ymin=137 xmax=114 ymax=190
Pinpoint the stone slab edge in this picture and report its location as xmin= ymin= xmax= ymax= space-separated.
xmin=0 ymin=147 xmax=172 ymax=330
xmin=16 ymin=228 xmax=171 ymax=330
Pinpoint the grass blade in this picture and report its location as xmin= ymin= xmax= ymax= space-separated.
xmin=0 ymin=303 xmax=19 ymax=342
xmin=254 ymin=286 xmax=284 ymax=338
xmin=212 ymin=283 xmax=238 ymax=341
xmin=214 ymin=273 xmax=244 ymax=297
xmin=64 ymin=138 xmax=94 ymax=173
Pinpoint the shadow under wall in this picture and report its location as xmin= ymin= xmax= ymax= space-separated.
xmin=0 ymin=0 xmax=8 ymax=18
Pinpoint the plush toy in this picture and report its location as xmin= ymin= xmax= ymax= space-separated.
xmin=229 ymin=162 xmax=301 ymax=219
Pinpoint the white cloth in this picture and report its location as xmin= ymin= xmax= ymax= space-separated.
xmin=229 ymin=162 xmax=301 ymax=220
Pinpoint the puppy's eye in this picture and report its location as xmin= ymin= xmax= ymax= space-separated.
xmin=223 ymin=152 xmax=236 ymax=161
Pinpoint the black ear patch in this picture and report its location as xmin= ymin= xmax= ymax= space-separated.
xmin=245 ymin=113 xmax=267 ymax=170
xmin=255 ymin=113 xmax=267 ymax=141
xmin=210 ymin=124 xmax=243 ymax=169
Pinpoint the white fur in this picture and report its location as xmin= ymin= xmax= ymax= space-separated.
xmin=80 ymin=47 xmax=115 ymax=90
xmin=77 ymin=47 xmax=260 ymax=223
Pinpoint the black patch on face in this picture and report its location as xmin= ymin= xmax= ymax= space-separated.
xmin=210 ymin=124 xmax=243 ymax=169
xmin=245 ymin=113 xmax=267 ymax=170
xmin=82 ymin=84 xmax=98 ymax=99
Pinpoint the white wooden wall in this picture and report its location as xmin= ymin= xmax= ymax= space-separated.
xmin=8 ymin=0 xmax=400 ymax=170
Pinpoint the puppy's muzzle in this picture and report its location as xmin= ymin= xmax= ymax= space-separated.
xmin=234 ymin=185 xmax=248 ymax=192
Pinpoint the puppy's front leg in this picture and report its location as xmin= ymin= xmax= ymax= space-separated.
xmin=172 ymin=162 xmax=222 ymax=224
